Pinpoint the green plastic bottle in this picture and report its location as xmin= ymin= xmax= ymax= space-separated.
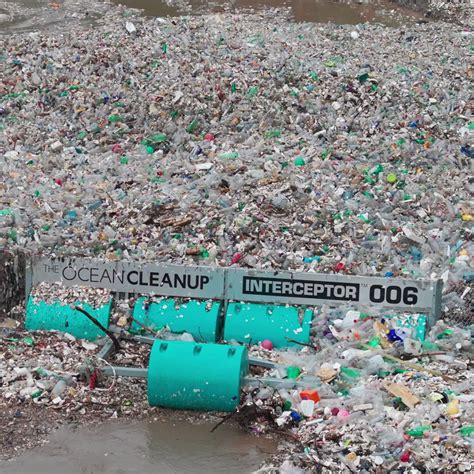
xmin=340 ymin=367 xmax=361 ymax=380
xmin=186 ymin=119 xmax=199 ymax=133
xmin=406 ymin=425 xmax=431 ymax=437
xmin=459 ymin=426 xmax=474 ymax=437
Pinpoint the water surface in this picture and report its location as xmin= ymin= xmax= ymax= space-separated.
xmin=0 ymin=419 xmax=277 ymax=473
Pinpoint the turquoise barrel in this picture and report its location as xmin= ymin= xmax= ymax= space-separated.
xmin=25 ymin=296 xmax=111 ymax=341
xmin=132 ymin=297 xmax=222 ymax=342
xmin=223 ymin=303 xmax=313 ymax=348
xmin=147 ymin=340 xmax=248 ymax=412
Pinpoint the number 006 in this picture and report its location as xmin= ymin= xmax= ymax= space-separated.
xmin=369 ymin=285 xmax=418 ymax=305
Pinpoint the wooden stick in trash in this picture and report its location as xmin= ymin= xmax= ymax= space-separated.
xmin=130 ymin=317 xmax=161 ymax=337
xmin=361 ymin=344 xmax=454 ymax=382
xmin=285 ymin=338 xmax=320 ymax=351
xmin=74 ymin=306 xmax=121 ymax=351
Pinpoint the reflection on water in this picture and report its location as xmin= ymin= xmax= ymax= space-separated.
xmin=0 ymin=420 xmax=277 ymax=474
xmin=0 ymin=0 xmax=424 ymax=35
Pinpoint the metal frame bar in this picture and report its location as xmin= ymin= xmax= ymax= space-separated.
xmin=429 ymin=279 xmax=444 ymax=328
xmin=101 ymin=366 xmax=148 ymax=378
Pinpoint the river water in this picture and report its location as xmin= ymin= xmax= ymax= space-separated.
xmin=0 ymin=0 xmax=424 ymax=34
xmin=0 ymin=420 xmax=277 ymax=473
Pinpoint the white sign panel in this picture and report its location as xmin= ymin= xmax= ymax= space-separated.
xmin=31 ymin=257 xmax=442 ymax=316
xmin=225 ymin=269 xmax=440 ymax=313
xmin=33 ymin=257 xmax=225 ymax=299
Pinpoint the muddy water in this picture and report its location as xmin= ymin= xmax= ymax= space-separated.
xmin=0 ymin=420 xmax=277 ymax=473
xmin=0 ymin=0 xmax=424 ymax=34
xmin=116 ymin=0 xmax=424 ymax=25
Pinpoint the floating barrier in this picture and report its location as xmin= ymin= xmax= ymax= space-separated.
xmin=25 ymin=296 xmax=112 ymax=341
xmin=223 ymin=303 xmax=313 ymax=348
xmin=147 ymin=339 xmax=248 ymax=411
xmin=131 ymin=297 xmax=222 ymax=342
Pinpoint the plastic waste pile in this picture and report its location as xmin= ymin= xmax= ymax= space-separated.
xmin=1 ymin=9 xmax=472 ymax=311
xmin=244 ymin=312 xmax=473 ymax=472
xmin=1 ymin=299 xmax=472 ymax=471
xmin=1 ymin=2 xmax=473 ymax=470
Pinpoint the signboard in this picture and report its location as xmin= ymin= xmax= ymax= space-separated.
xmin=30 ymin=257 xmax=442 ymax=319
xmin=32 ymin=257 xmax=225 ymax=300
xmin=225 ymin=269 xmax=441 ymax=314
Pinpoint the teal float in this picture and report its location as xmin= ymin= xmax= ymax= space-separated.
xmin=131 ymin=297 xmax=222 ymax=342
xmin=25 ymin=296 xmax=111 ymax=341
xmin=223 ymin=303 xmax=313 ymax=348
xmin=147 ymin=339 xmax=248 ymax=411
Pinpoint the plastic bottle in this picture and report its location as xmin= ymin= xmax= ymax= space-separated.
xmin=406 ymin=425 xmax=432 ymax=437
xmin=446 ymin=399 xmax=460 ymax=416
xmin=51 ymin=380 xmax=67 ymax=398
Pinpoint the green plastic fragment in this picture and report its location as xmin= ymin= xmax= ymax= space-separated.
xmin=309 ymin=71 xmax=318 ymax=81
xmin=231 ymin=83 xmax=237 ymax=93
xmin=283 ymin=400 xmax=292 ymax=411
xmin=287 ymin=367 xmax=301 ymax=379
xmin=120 ymin=156 xmax=129 ymax=164
xmin=7 ymin=229 xmax=17 ymax=242
xmin=358 ymin=72 xmax=369 ymax=83
xmin=294 ymin=157 xmax=305 ymax=166
xmin=422 ymin=340 xmax=439 ymax=351
xmin=247 ymin=86 xmax=258 ymax=97
xmin=161 ymin=42 xmax=167 ymax=54
xmin=186 ymin=119 xmax=199 ymax=133
xmin=406 ymin=425 xmax=432 ymax=437
xmin=393 ymin=368 xmax=408 ymax=374
xmin=437 ymin=329 xmax=454 ymax=339
xmin=22 ymin=336 xmax=34 ymax=346
xmin=219 ymin=151 xmax=239 ymax=159
xmin=370 ymin=164 xmax=384 ymax=175
xmin=460 ymin=426 xmax=474 ymax=437
xmin=367 ymin=337 xmax=381 ymax=347
xmin=265 ymin=130 xmax=281 ymax=138
xmin=340 ymin=367 xmax=361 ymax=380
xmin=143 ymin=133 xmax=167 ymax=145
xmin=108 ymin=114 xmax=122 ymax=123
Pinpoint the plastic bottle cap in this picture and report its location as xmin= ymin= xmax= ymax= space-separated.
xmin=294 ymin=157 xmax=305 ymax=166
xmin=386 ymin=173 xmax=398 ymax=183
